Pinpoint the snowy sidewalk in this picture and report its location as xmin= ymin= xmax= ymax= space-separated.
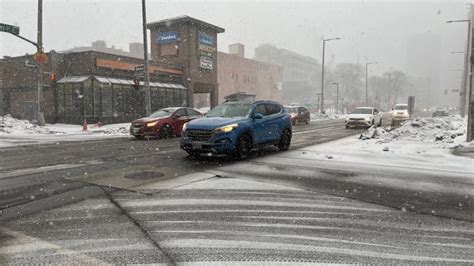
xmin=0 ymin=115 xmax=131 ymax=148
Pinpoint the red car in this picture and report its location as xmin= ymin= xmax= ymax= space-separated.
xmin=130 ymin=107 xmax=202 ymax=139
xmin=284 ymin=106 xmax=310 ymax=125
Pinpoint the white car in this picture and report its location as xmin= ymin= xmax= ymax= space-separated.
xmin=391 ymin=104 xmax=409 ymax=125
xmin=345 ymin=107 xmax=382 ymax=129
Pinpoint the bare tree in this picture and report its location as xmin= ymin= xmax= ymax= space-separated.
xmin=334 ymin=63 xmax=364 ymax=104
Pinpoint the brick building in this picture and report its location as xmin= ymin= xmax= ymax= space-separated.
xmin=147 ymin=16 xmax=225 ymax=109
xmin=0 ymin=50 xmax=186 ymax=124
xmin=217 ymin=43 xmax=283 ymax=104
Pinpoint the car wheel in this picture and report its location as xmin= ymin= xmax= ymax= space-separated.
xmin=186 ymin=150 xmax=201 ymax=158
xmin=134 ymin=135 xmax=143 ymax=140
xmin=235 ymin=134 xmax=252 ymax=160
xmin=278 ymin=129 xmax=292 ymax=151
xmin=305 ymin=118 xmax=309 ymax=125
xmin=159 ymin=124 xmax=173 ymax=139
xmin=345 ymin=124 xmax=350 ymax=129
xmin=379 ymin=118 xmax=382 ymax=127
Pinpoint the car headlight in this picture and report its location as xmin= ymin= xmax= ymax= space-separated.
xmin=147 ymin=121 xmax=158 ymax=127
xmin=215 ymin=123 xmax=238 ymax=133
xmin=364 ymin=117 xmax=371 ymax=121
xmin=182 ymin=122 xmax=188 ymax=132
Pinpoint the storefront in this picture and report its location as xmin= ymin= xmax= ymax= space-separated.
xmin=56 ymin=75 xmax=187 ymax=124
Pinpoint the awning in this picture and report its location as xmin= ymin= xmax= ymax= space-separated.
xmin=57 ymin=76 xmax=90 ymax=83
xmin=57 ymin=75 xmax=186 ymax=90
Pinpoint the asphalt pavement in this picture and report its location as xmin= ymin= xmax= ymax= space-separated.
xmin=1 ymin=117 xmax=473 ymax=264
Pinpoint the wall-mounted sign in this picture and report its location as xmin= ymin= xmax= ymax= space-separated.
xmin=198 ymin=45 xmax=215 ymax=53
xmin=200 ymin=58 xmax=213 ymax=70
xmin=199 ymin=50 xmax=213 ymax=58
xmin=157 ymin=31 xmax=179 ymax=44
xmin=198 ymin=32 xmax=214 ymax=47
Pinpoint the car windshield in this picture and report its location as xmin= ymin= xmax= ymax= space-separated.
xmin=351 ymin=108 xmax=373 ymax=114
xmin=206 ymin=103 xmax=252 ymax=118
xmin=395 ymin=105 xmax=408 ymax=110
xmin=149 ymin=109 xmax=174 ymax=118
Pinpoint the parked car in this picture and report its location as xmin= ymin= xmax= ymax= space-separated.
xmin=284 ymin=105 xmax=310 ymax=125
xmin=130 ymin=107 xmax=202 ymax=139
xmin=181 ymin=100 xmax=292 ymax=159
xmin=391 ymin=103 xmax=409 ymax=126
xmin=432 ymin=108 xmax=449 ymax=117
xmin=345 ymin=107 xmax=382 ymax=129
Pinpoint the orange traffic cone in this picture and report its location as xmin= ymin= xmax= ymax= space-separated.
xmin=82 ymin=118 xmax=88 ymax=131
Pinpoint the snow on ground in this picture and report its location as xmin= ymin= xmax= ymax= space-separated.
xmin=299 ymin=115 xmax=473 ymax=176
xmin=359 ymin=115 xmax=467 ymax=148
xmin=310 ymin=112 xmax=342 ymax=121
xmin=0 ymin=115 xmax=131 ymax=147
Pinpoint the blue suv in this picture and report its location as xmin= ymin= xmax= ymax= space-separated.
xmin=180 ymin=100 xmax=292 ymax=159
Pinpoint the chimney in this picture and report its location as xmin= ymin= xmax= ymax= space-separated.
xmin=229 ymin=43 xmax=245 ymax=58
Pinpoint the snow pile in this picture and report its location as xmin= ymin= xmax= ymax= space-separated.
xmin=0 ymin=114 xmax=130 ymax=136
xmin=311 ymin=113 xmax=341 ymax=121
xmin=359 ymin=116 xmax=467 ymax=147
xmin=0 ymin=114 xmax=53 ymax=134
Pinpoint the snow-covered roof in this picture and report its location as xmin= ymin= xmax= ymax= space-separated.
xmin=57 ymin=75 xmax=187 ymax=90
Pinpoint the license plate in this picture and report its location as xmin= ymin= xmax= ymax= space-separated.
xmin=133 ymin=128 xmax=140 ymax=133
xmin=192 ymin=142 xmax=203 ymax=149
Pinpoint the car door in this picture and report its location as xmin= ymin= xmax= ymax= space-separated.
xmin=251 ymin=103 xmax=272 ymax=144
xmin=374 ymin=108 xmax=380 ymax=123
xmin=265 ymin=103 xmax=283 ymax=141
xmin=172 ymin=108 xmax=189 ymax=134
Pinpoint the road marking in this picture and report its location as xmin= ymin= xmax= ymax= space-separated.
xmin=0 ymin=164 xmax=88 ymax=179
xmin=162 ymin=238 xmax=474 ymax=263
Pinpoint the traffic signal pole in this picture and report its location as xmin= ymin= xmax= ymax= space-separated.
xmin=142 ymin=0 xmax=151 ymax=116
xmin=37 ymin=0 xmax=45 ymax=126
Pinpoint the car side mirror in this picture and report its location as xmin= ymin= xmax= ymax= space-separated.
xmin=253 ymin=113 xmax=264 ymax=120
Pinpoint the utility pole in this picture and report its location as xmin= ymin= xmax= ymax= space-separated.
xmin=36 ymin=0 xmax=45 ymax=126
xmin=320 ymin=37 xmax=340 ymax=113
xmin=447 ymin=19 xmax=471 ymax=118
xmin=332 ymin=82 xmax=339 ymax=114
xmin=142 ymin=0 xmax=151 ymax=116
xmin=365 ymin=62 xmax=378 ymax=106
xmin=387 ymin=70 xmax=392 ymax=110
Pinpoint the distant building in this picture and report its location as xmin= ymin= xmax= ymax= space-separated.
xmin=405 ymin=32 xmax=441 ymax=107
xmin=255 ymin=44 xmax=321 ymax=105
xmin=61 ymin=40 xmax=151 ymax=59
xmin=216 ymin=43 xmax=283 ymax=106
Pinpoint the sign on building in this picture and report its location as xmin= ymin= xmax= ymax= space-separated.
xmin=157 ymin=31 xmax=179 ymax=44
xmin=200 ymin=58 xmax=213 ymax=70
xmin=198 ymin=32 xmax=214 ymax=70
xmin=198 ymin=32 xmax=214 ymax=46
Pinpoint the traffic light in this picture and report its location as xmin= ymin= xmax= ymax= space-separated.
xmin=133 ymin=78 xmax=140 ymax=90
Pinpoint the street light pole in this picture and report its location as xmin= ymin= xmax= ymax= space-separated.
xmin=320 ymin=37 xmax=340 ymax=113
xmin=332 ymin=82 xmax=339 ymax=114
xmin=36 ymin=0 xmax=44 ymax=126
xmin=365 ymin=61 xmax=378 ymax=106
xmin=142 ymin=0 xmax=151 ymax=116
xmin=447 ymin=19 xmax=471 ymax=118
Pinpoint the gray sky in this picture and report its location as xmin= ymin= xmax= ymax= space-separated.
xmin=0 ymin=0 xmax=470 ymax=92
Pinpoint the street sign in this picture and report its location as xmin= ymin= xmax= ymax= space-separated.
xmin=33 ymin=52 xmax=48 ymax=65
xmin=0 ymin=23 xmax=19 ymax=35
xmin=134 ymin=65 xmax=145 ymax=78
